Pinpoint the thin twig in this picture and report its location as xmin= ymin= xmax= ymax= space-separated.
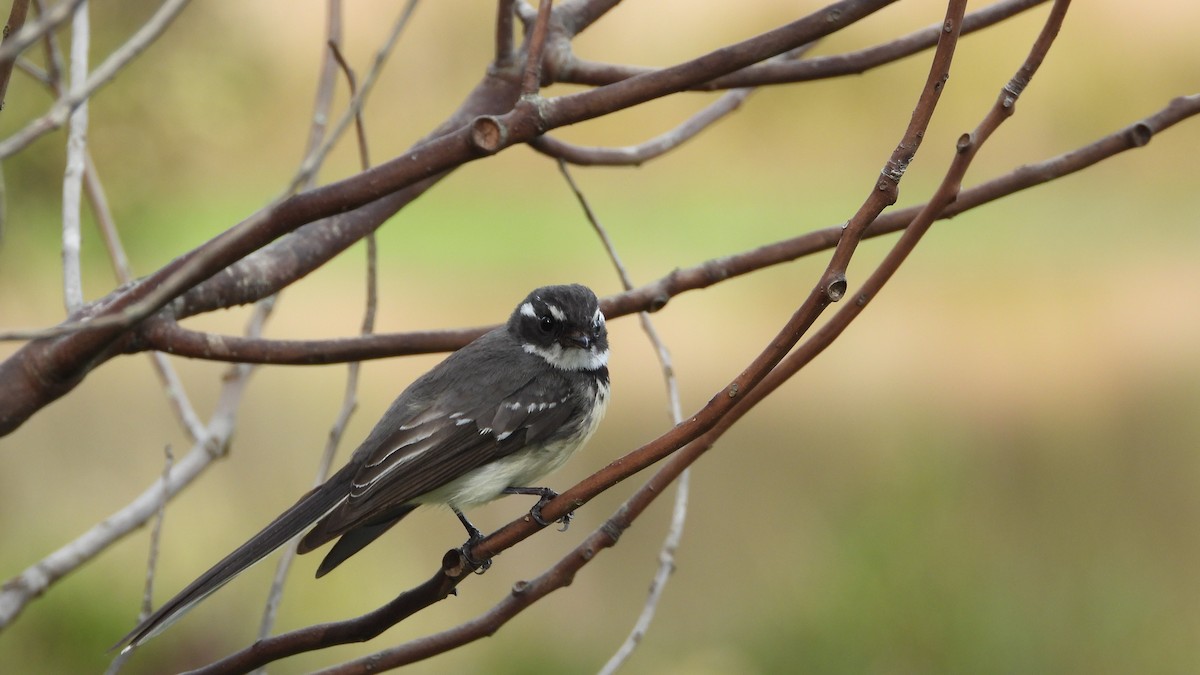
xmin=0 ymin=301 xmax=275 ymax=631
xmin=27 ymin=11 xmax=205 ymax=442
xmin=0 ymin=0 xmax=31 ymax=107
xmin=531 ymin=41 xmax=818 ymax=167
xmin=103 ymin=443 xmax=174 ymax=675
xmin=0 ymin=0 xmax=191 ymax=159
xmin=196 ymin=3 xmax=971 ymax=670
xmin=288 ymin=0 xmax=418 ymax=194
xmin=558 ymin=0 xmax=1048 ymax=89
xmin=519 ymin=0 xmax=553 ymax=95
xmin=253 ymin=0 xmax=346 ymax=645
xmin=494 ymin=0 xmax=515 ymax=67
xmin=258 ymin=12 xmax=390 ymax=645
xmin=0 ymin=0 xmax=83 ymax=69
xmin=555 ymin=160 xmax=689 ymax=674
xmin=60 ymin=0 xmax=89 ymax=313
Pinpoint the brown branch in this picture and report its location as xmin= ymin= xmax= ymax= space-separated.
xmin=257 ymin=1 xmax=348 ymax=642
xmin=0 ymin=0 xmax=896 ymax=438
xmin=181 ymin=3 xmax=965 ymax=671
xmin=690 ymin=0 xmax=1079 ymax=499
xmin=0 ymin=0 xmax=82 ymax=69
xmin=558 ymin=0 xmax=1047 ymax=89
xmin=555 ymin=159 xmax=690 ymax=673
xmin=121 ymin=87 xmax=1200 ymax=371
xmin=138 ymin=320 xmax=489 ymax=364
xmin=0 ymin=0 xmax=31 ymax=108
xmin=530 ymin=86 xmax=754 ymax=166
xmin=532 ymin=44 xmax=816 ymax=167
xmin=494 ymin=0 xmax=515 ymax=66
xmin=519 ymin=0 xmax=553 ymax=95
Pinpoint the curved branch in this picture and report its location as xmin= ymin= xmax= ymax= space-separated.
xmin=128 ymin=91 xmax=1200 ymax=367
xmin=556 ymin=0 xmax=1047 ymax=89
xmin=0 ymin=0 xmax=897 ymax=437
xmin=175 ymin=3 xmax=965 ymax=670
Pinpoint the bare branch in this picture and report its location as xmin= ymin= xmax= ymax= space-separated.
xmin=0 ymin=0 xmax=83 ymax=69
xmin=0 ymin=0 xmax=31 ymax=107
xmin=0 ymin=0 xmax=192 ymax=159
xmin=531 ymin=86 xmax=754 ymax=166
xmin=104 ymin=444 xmax=175 ymax=675
xmin=257 ymin=1 xmax=348 ymax=644
xmin=520 ymin=0 xmax=553 ymax=95
xmin=555 ymin=160 xmax=689 ymax=673
xmin=288 ymin=0 xmax=418 ymax=194
xmin=494 ymin=0 xmax=515 ymax=67
xmin=558 ymin=0 xmax=1048 ymax=89
xmin=0 ymin=0 xmax=898 ymax=439
xmin=0 ymin=307 xmax=269 ymax=631
xmin=534 ymin=43 xmax=814 ymax=166
xmin=60 ymin=0 xmax=89 ymax=312
xmin=189 ymin=7 xmax=967 ymax=669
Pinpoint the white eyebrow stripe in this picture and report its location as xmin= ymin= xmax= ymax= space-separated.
xmin=520 ymin=302 xmax=537 ymax=319
xmin=593 ymin=307 xmax=605 ymax=325
xmin=547 ymin=304 xmax=566 ymax=321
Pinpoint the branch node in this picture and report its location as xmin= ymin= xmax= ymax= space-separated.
xmin=1130 ymin=122 xmax=1153 ymax=147
xmin=727 ymin=382 xmax=739 ymax=399
xmin=956 ymin=132 xmax=972 ymax=154
xmin=470 ymin=115 xmax=507 ymax=154
xmin=826 ymin=275 xmax=848 ymax=302
xmin=511 ymin=580 xmax=530 ymax=596
xmin=600 ymin=519 xmax=624 ymax=545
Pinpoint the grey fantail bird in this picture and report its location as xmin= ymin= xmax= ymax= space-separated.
xmin=115 ymin=284 xmax=610 ymax=650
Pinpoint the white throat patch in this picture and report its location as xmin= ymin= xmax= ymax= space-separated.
xmin=524 ymin=342 xmax=609 ymax=371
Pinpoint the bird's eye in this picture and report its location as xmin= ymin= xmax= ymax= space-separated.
xmin=538 ymin=315 xmax=556 ymax=333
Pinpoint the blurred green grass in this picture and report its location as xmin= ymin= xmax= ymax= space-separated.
xmin=1 ymin=1 xmax=1199 ymax=673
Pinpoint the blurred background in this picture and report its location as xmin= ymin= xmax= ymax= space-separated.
xmin=1 ymin=1 xmax=1197 ymax=673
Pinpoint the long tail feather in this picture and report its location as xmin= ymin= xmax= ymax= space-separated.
xmin=112 ymin=466 xmax=355 ymax=651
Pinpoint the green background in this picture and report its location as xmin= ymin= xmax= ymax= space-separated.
xmin=1 ymin=1 xmax=1197 ymax=673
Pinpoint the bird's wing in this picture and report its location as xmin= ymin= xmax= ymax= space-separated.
xmin=297 ymin=372 xmax=577 ymax=551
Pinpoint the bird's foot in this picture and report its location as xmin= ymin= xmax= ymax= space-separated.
xmin=453 ymin=508 xmax=492 ymax=574
xmin=505 ymin=486 xmax=573 ymax=531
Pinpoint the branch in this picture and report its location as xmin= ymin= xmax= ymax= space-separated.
xmin=60 ymin=0 xmax=89 ymax=313
xmin=184 ymin=3 xmax=965 ymax=670
xmin=532 ymin=44 xmax=816 ymax=167
xmin=123 ymin=88 xmax=1200 ymax=368
xmin=557 ymin=0 xmax=1048 ymax=89
xmin=0 ymin=304 xmax=272 ymax=631
xmin=0 ymin=0 xmax=192 ymax=159
xmin=0 ymin=0 xmax=31 ymax=108
xmin=257 ymin=0 xmax=349 ymax=643
xmin=0 ymin=0 xmax=896 ymax=438
xmin=555 ymin=160 xmax=691 ymax=673
xmin=0 ymin=0 xmax=83 ymax=69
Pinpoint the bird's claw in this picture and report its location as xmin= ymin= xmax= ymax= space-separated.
xmin=530 ymin=492 xmax=573 ymax=532
xmin=458 ymin=527 xmax=492 ymax=574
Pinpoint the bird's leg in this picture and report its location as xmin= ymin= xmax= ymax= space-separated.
xmin=453 ymin=507 xmax=491 ymax=573
xmin=503 ymin=486 xmax=573 ymax=531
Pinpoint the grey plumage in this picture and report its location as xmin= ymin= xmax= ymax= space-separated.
xmin=115 ymin=284 xmax=609 ymax=650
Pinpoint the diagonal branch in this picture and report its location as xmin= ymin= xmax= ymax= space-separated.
xmin=558 ymin=0 xmax=1047 ymax=89
xmin=0 ymin=0 xmax=898 ymax=439
xmin=183 ymin=2 xmax=966 ymax=670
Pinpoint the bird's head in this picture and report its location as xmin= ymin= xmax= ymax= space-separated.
xmin=509 ymin=284 xmax=609 ymax=372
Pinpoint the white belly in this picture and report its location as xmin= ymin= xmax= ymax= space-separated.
xmin=420 ymin=380 xmax=609 ymax=510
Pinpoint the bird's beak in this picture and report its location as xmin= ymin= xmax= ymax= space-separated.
xmin=562 ymin=331 xmax=591 ymax=350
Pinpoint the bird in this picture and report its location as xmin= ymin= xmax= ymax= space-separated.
xmin=114 ymin=283 xmax=610 ymax=650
